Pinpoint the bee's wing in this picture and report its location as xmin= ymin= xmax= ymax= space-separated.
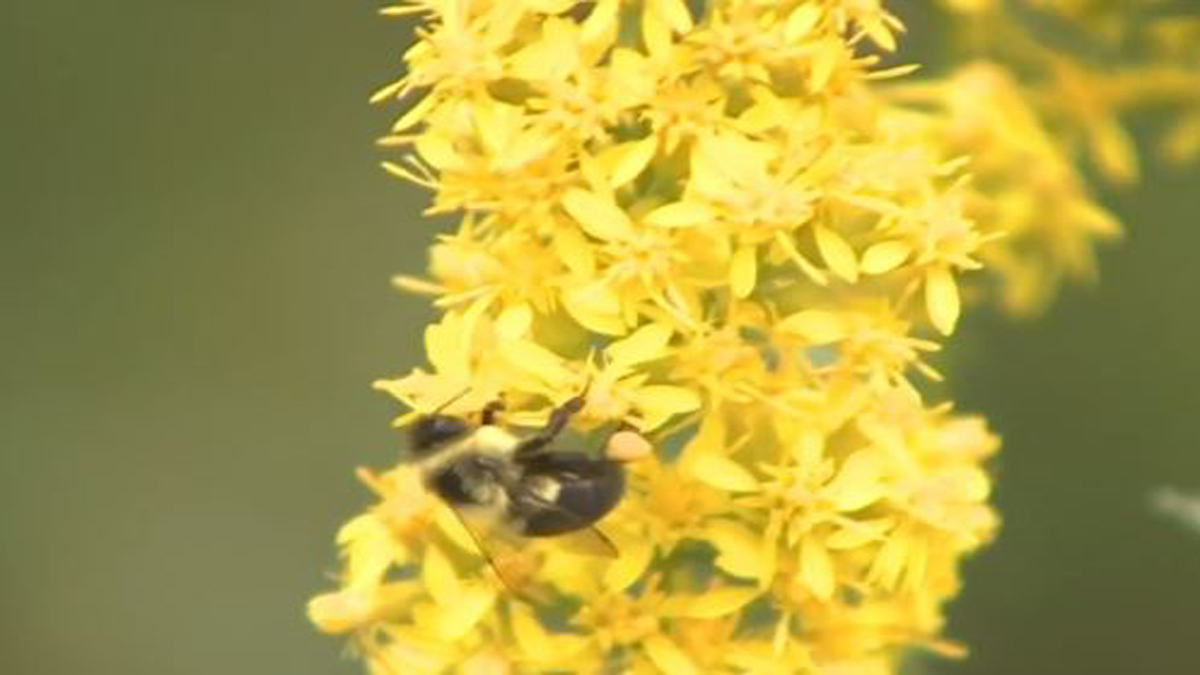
xmin=441 ymin=504 xmax=538 ymax=597
xmin=553 ymin=524 xmax=619 ymax=558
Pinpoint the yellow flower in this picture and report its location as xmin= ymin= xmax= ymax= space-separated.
xmin=312 ymin=1 xmax=1197 ymax=672
xmin=910 ymin=1 xmax=1200 ymax=314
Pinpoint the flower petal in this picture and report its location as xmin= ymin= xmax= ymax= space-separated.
xmin=660 ymin=587 xmax=760 ymax=618
xmin=554 ymin=225 xmax=596 ymax=277
xmin=499 ymin=338 xmax=576 ymax=389
xmin=707 ymin=520 xmax=768 ymax=581
xmin=799 ymin=540 xmax=835 ymax=600
xmin=562 ymin=188 xmax=635 ymax=241
xmin=421 ymin=543 xmax=460 ymax=606
xmin=432 ymin=584 xmax=495 ymax=641
xmin=495 ymin=303 xmax=533 ymax=339
xmin=644 ymin=200 xmax=716 ymax=228
xmin=825 ymin=517 xmax=895 ymax=550
xmin=826 ymin=451 xmax=885 ymax=511
xmin=606 ymin=323 xmax=673 ymax=369
xmin=777 ymin=309 xmax=846 ymax=344
xmin=604 ymin=536 xmax=654 ymax=592
xmin=784 ymin=4 xmax=822 ymax=41
xmin=925 ymin=266 xmax=961 ymax=335
xmin=860 ymin=240 xmax=911 ymax=274
xmin=563 ymin=282 xmax=626 ymax=335
xmin=634 ymin=385 xmax=702 ymax=430
xmin=689 ymin=452 xmax=759 ymax=492
xmin=338 ymin=514 xmax=399 ymax=588
xmin=814 ymin=226 xmax=859 ymax=283
xmin=603 ymin=136 xmax=658 ymax=187
xmin=511 ymin=604 xmax=553 ymax=660
xmin=730 ymin=244 xmax=758 ymax=298
xmin=645 ymin=635 xmax=699 ymax=675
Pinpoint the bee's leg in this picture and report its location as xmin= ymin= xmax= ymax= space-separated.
xmin=513 ymin=395 xmax=585 ymax=458
xmin=481 ymin=399 xmax=505 ymax=426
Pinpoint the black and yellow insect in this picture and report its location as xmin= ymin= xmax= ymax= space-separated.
xmin=407 ymin=394 xmax=626 ymax=588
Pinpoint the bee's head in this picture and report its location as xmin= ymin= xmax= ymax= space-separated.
xmin=409 ymin=414 xmax=472 ymax=457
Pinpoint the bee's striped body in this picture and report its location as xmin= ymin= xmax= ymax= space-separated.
xmin=407 ymin=396 xmax=625 ymax=558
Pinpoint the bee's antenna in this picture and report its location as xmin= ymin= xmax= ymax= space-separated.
xmin=431 ymin=386 xmax=472 ymax=415
xmin=391 ymin=386 xmax=473 ymax=430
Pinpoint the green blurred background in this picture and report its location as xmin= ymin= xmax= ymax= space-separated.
xmin=2 ymin=3 xmax=1197 ymax=674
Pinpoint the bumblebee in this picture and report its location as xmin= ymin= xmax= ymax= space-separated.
xmin=408 ymin=394 xmax=628 ymax=587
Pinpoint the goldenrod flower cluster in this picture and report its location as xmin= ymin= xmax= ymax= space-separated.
xmin=309 ymin=1 xmax=1199 ymax=672
xmin=924 ymin=0 xmax=1200 ymax=313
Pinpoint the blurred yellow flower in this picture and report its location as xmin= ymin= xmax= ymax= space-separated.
xmin=311 ymin=1 xmax=1199 ymax=673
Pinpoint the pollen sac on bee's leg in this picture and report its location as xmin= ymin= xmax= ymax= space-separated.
xmin=605 ymin=429 xmax=653 ymax=463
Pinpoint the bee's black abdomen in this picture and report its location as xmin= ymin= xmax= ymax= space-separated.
xmin=515 ymin=452 xmax=625 ymax=536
